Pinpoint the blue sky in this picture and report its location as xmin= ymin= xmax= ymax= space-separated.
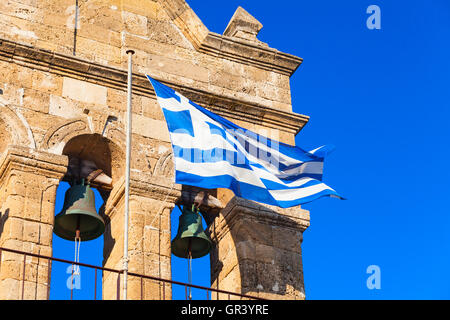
xmin=51 ymin=0 xmax=450 ymax=299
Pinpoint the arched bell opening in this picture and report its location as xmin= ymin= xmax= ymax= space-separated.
xmin=170 ymin=204 xmax=212 ymax=300
xmin=62 ymin=133 xmax=125 ymax=185
xmin=168 ymin=186 xmax=223 ymax=300
xmin=49 ymin=133 xmax=125 ymax=300
xmin=50 ymin=181 xmax=105 ymax=299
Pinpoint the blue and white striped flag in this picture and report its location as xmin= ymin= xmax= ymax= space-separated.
xmin=147 ymin=76 xmax=341 ymax=208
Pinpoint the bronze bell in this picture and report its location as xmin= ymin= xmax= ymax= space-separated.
xmin=171 ymin=205 xmax=212 ymax=259
xmin=53 ymin=180 xmax=105 ymax=241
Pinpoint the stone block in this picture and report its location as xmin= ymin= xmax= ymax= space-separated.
xmin=31 ymin=70 xmax=62 ymax=95
xmin=62 ymin=77 xmax=108 ymax=106
xmin=0 ymin=0 xmax=40 ymax=22
xmin=0 ymin=260 xmax=22 ymax=280
xmin=132 ymin=114 xmax=170 ymax=142
xmin=23 ymin=220 xmax=39 ymax=243
xmin=76 ymin=23 xmax=122 ymax=48
xmin=80 ymin=3 xmax=123 ymax=33
xmin=255 ymin=243 xmax=278 ymax=264
xmin=38 ymin=223 xmax=53 ymax=246
xmin=77 ymin=36 xmax=123 ymax=65
xmin=34 ymin=23 xmax=72 ymax=48
xmin=122 ymin=11 xmax=148 ymax=37
xmin=24 ymin=262 xmax=38 ymax=282
xmin=21 ymin=88 xmax=49 ymax=115
xmin=141 ymin=96 xmax=165 ymax=120
xmin=142 ymin=278 xmax=162 ymax=300
xmin=107 ymin=88 xmax=126 ymax=112
xmin=23 ymin=198 xmax=42 ymax=222
xmin=145 ymin=54 xmax=209 ymax=83
xmin=128 ymin=225 xmax=144 ymax=252
xmin=120 ymin=0 xmax=161 ymax=19
xmin=217 ymin=249 xmax=238 ymax=282
xmin=40 ymin=199 xmax=56 ymax=225
xmin=48 ymin=95 xmax=82 ymax=119
xmin=237 ymin=260 xmax=258 ymax=289
xmin=255 ymin=261 xmax=283 ymax=293
xmin=0 ymin=13 xmax=38 ymax=46
xmin=22 ymin=242 xmax=40 ymax=261
xmin=174 ymin=6 xmax=209 ymax=45
xmin=129 ymin=209 xmax=145 ymax=227
xmin=272 ymin=226 xmax=303 ymax=253
xmin=0 ymin=279 xmax=21 ymax=299
xmin=5 ymin=195 xmax=25 ymax=219
xmin=38 ymin=245 xmax=52 ymax=258
xmin=128 ymin=251 xmax=144 ymax=274
xmin=3 ymin=217 xmax=24 ymax=241
xmin=209 ymin=70 xmax=244 ymax=92
xmin=159 ymin=231 xmax=171 ymax=257
xmin=143 ymin=227 xmax=159 ymax=254
xmin=35 ymin=283 xmax=49 ymax=300
xmin=0 ymin=239 xmax=24 ymax=252
xmin=277 ymin=130 xmax=295 ymax=145
xmin=126 ymin=277 xmax=144 ymax=300
xmin=217 ymin=269 xmax=241 ymax=298
xmin=232 ymin=218 xmax=273 ymax=247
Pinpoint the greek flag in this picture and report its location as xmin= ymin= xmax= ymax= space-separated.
xmin=147 ymin=76 xmax=341 ymax=208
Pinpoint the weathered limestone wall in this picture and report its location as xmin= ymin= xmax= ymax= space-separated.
xmin=0 ymin=0 xmax=300 ymax=120
xmin=102 ymin=172 xmax=180 ymax=300
xmin=209 ymin=197 xmax=310 ymax=300
xmin=0 ymin=0 xmax=311 ymax=300
xmin=0 ymin=146 xmax=67 ymax=299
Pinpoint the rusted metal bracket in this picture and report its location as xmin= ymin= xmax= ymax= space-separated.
xmin=178 ymin=186 xmax=224 ymax=226
xmin=65 ymin=157 xmax=113 ymax=190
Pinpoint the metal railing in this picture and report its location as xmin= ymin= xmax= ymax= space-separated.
xmin=0 ymin=246 xmax=263 ymax=300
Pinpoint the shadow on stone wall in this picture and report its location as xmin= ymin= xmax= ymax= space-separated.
xmin=100 ymin=203 xmax=115 ymax=264
xmin=0 ymin=208 xmax=9 ymax=239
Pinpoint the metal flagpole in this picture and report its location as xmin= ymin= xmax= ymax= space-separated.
xmin=123 ymin=49 xmax=135 ymax=300
xmin=73 ymin=0 xmax=79 ymax=56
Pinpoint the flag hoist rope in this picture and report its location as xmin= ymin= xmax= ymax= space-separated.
xmin=123 ymin=49 xmax=135 ymax=300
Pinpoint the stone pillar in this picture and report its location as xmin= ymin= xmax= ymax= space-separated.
xmin=102 ymin=172 xmax=180 ymax=300
xmin=0 ymin=146 xmax=67 ymax=300
xmin=208 ymin=197 xmax=310 ymax=300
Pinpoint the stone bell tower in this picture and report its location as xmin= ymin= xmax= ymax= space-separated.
xmin=0 ymin=0 xmax=310 ymax=299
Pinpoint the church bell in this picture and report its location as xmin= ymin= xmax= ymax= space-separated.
xmin=171 ymin=205 xmax=212 ymax=259
xmin=53 ymin=181 xmax=105 ymax=241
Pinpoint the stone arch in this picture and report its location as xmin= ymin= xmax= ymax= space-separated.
xmin=0 ymin=117 xmax=11 ymax=155
xmin=48 ymin=132 xmax=126 ymax=299
xmin=61 ymin=133 xmax=125 ymax=186
xmin=56 ymin=132 xmax=125 ymax=275
xmin=153 ymin=150 xmax=175 ymax=179
xmin=40 ymin=116 xmax=126 ymax=183
xmin=39 ymin=117 xmax=93 ymax=154
xmin=0 ymin=98 xmax=36 ymax=153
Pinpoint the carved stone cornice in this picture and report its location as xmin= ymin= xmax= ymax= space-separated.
xmin=0 ymin=146 xmax=68 ymax=184
xmin=158 ymin=0 xmax=303 ymax=76
xmin=0 ymin=38 xmax=309 ymax=135
xmin=199 ymin=33 xmax=303 ymax=76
